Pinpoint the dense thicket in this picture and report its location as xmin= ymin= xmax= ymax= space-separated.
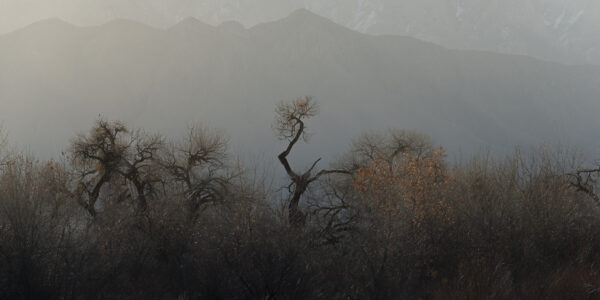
xmin=1 ymin=112 xmax=600 ymax=299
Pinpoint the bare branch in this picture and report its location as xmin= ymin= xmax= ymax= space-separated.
xmin=274 ymin=96 xmax=318 ymax=140
xmin=308 ymin=158 xmax=322 ymax=174
xmin=568 ymin=168 xmax=600 ymax=204
xmin=309 ymin=169 xmax=351 ymax=184
xmin=160 ymin=123 xmax=231 ymax=221
xmin=273 ymin=97 xmax=350 ymax=227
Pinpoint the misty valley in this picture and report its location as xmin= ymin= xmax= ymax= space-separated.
xmin=2 ymin=4 xmax=600 ymax=299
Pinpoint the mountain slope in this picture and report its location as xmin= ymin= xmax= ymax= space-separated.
xmin=1 ymin=11 xmax=600 ymax=161
xmin=331 ymin=0 xmax=600 ymax=65
xmin=3 ymin=0 xmax=600 ymax=65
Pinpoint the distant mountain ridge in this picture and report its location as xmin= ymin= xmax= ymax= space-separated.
xmin=1 ymin=10 xmax=600 ymax=161
xmin=331 ymin=0 xmax=600 ymax=65
xmin=2 ymin=0 xmax=600 ymax=65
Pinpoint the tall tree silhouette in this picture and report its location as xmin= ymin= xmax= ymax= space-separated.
xmin=274 ymin=96 xmax=349 ymax=227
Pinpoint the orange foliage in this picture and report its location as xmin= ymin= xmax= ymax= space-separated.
xmin=354 ymin=147 xmax=452 ymax=226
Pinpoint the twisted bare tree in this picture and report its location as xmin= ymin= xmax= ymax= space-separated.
xmin=274 ymin=96 xmax=349 ymax=227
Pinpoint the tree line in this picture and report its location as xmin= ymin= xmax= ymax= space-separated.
xmin=1 ymin=97 xmax=600 ymax=299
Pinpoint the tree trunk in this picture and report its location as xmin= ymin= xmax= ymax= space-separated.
xmin=288 ymin=180 xmax=308 ymax=227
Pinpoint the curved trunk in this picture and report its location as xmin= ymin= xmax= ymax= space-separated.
xmin=288 ymin=180 xmax=308 ymax=227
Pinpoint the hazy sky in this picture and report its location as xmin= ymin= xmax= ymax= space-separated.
xmin=1 ymin=0 xmax=596 ymax=35
xmin=2 ymin=0 xmax=600 ymax=160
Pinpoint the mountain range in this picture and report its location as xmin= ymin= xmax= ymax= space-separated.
xmin=2 ymin=0 xmax=600 ymax=65
xmin=307 ymin=0 xmax=600 ymax=65
xmin=1 ymin=10 xmax=600 ymax=162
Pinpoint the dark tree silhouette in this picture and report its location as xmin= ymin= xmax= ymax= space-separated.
xmin=160 ymin=123 xmax=231 ymax=223
xmin=274 ymin=96 xmax=349 ymax=227
xmin=569 ymin=166 xmax=600 ymax=203
xmin=69 ymin=119 xmax=163 ymax=216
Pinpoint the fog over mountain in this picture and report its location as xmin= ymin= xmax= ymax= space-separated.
xmin=311 ymin=0 xmax=600 ymax=65
xmin=2 ymin=0 xmax=600 ymax=65
xmin=2 ymin=10 xmax=600 ymax=162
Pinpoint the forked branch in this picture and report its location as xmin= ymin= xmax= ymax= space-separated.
xmin=274 ymin=97 xmax=350 ymax=227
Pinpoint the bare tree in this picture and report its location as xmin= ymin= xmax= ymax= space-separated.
xmin=161 ymin=124 xmax=231 ymax=222
xmin=119 ymin=129 xmax=164 ymax=212
xmin=310 ymin=129 xmax=436 ymax=240
xmin=274 ymin=96 xmax=349 ymax=227
xmin=69 ymin=119 xmax=164 ymax=216
xmin=568 ymin=165 xmax=600 ymax=204
xmin=341 ymin=129 xmax=434 ymax=172
xmin=70 ymin=120 xmax=127 ymax=216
